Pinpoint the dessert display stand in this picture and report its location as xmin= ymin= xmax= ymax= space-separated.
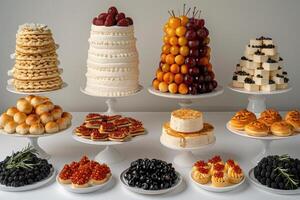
xmin=228 ymin=85 xmax=292 ymax=115
xmin=78 ymin=85 xmax=144 ymax=164
xmin=226 ymin=122 xmax=300 ymax=164
xmin=148 ymin=85 xmax=224 ymax=108
xmin=160 ymin=136 xmax=216 ymax=168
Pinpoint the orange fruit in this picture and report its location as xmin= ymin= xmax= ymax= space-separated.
xmin=170 ymin=64 xmax=180 ymax=73
xmin=178 ymin=83 xmax=188 ymax=94
xmin=161 ymin=63 xmax=170 ymax=72
xmin=161 ymin=53 xmax=166 ymax=62
xmin=169 ymin=36 xmax=178 ymax=46
xmin=180 ymin=15 xmax=189 ymax=26
xmin=167 ymin=28 xmax=176 ymax=37
xmin=156 ymin=71 xmax=164 ymax=81
xmin=163 ymin=35 xmax=170 ymax=44
xmin=170 ymin=46 xmax=179 ymax=55
xmin=162 ymin=44 xmax=171 ymax=54
xmin=178 ymin=37 xmax=187 ymax=46
xmin=199 ymin=57 xmax=209 ymax=65
xmin=163 ymin=72 xmax=174 ymax=84
xmin=174 ymin=73 xmax=184 ymax=84
xmin=168 ymin=83 xmax=178 ymax=94
xmin=163 ymin=23 xmax=169 ymax=33
xmin=152 ymin=79 xmax=160 ymax=90
xmin=158 ymin=82 xmax=168 ymax=92
xmin=179 ymin=46 xmax=189 ymax=56
xmin=180 ymin=64 xmax=189 ymax=74
xmin=165 ymin=54 xmax=175 ymax=65
xmin=175 ymin=55 xmax=185 ymax=65
xmin=175 ymin=26 xmax=187 ymax=37
xmin=168 ymin=17 xmax=181 ymax=29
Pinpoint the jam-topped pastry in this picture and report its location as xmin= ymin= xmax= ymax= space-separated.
xmin=91 ymin=129 xmax=108 ymax=141
xmin=85 ymin=120 xmax=103 ymax=129
xmin=208 ymin=155 xmax=223 ymax=167
xmin=211 ymin=171 xmax=229 ymax=187
xmin=58 ymin=164 xmax=73 ymax=184
xmin=85 ymin=113 xmax=103 ymax=121
xmin=99 ymin=122 xmax=116 ymax=133
xmin=228 ymin=165 xmax=244 ymax=184
xmin=192 ymin=167 xmax=211 ymax=184
xmin=225 ymin=159 xmax=238 ymax=172
xmin=71 ymin=168 xmax=91 ymax=188
xmin=108 ymin=131 xmax=130 ymax=142
xmin=192 ymin=160 xmax=209 ymax=171
xmin=90 ymin=164 xmax=111 ymax=185
xmin=210 ymin=163 xmax=225 ymax=174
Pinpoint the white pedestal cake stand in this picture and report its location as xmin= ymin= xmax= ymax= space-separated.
xmin=80 ymin=85 xmax=143 ymax=114
xmin=78 ymin=85 xmax=144 ymax=164
xmin=148 ymin=85 xmax=224 ymax=108
xmin=226 ymin=122 xmax=300 ymax=164
xmin=228 ymin=85 xmax=292 ymax=115
xmin=160 ymin=136 xmax=216 ymax=168
xmin=0 ymin=127 xmax=71 ymax=160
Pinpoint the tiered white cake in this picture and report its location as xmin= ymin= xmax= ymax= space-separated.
xmin=84 ymin=25 xmax=140 ymax=96
xmin=232 ymin=36 xmax=289 ymax=92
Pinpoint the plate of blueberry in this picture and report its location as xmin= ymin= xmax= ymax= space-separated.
xmin=0 ymin=145 xmax=56 ymax=192
xmin=120 ymin=158 xmax=182 ymax=195
xmin=249 ymin=155 xmax=300 ymax=195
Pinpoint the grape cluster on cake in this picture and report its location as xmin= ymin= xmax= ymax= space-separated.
xmin=152 ymin=5 xmax=218 ymax=95
xmin=84 ymin=6 xmax=140 ymax=97
xmin=232 ymin=36 xmax=289 ymax=92
xmin=11 ymin=23 xmax=63 ymax=92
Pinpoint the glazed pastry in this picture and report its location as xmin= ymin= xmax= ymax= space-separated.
xmin=16 ymin=123 xmax=30 ymax=135
xmin=210 ymin=163 xmax=225 ymax=175
xmin=25 ymin=95 xmax=36 ymax=102
xmin=35 ymin=102 xmax=54 ymax=115
xmin=4 ymin=121 xmax=18 ymax=134
xmin=208 ymin=155 xmax=223 ymax=167
xmin=245 ymin=121 xmax=269 ymax=137
xmin=40 ymin=112 xmax=54 ymax=124
xmin=51 ymin=108 xmax=63 ymax=120
xmin=192 ymin=167 xmax=211 ymax=184
xmin=230 ymin=109 xmax=256 ymax=130
xmin=228 ymin=165 xmax=244 ymax=184
xmin=285 ymin=118 xmax=300 ymax=132
xmin=271 ymin=121 xmax=294 ymax=137
xmin=211 ymin=171 xmax=229 ymax=187
xmin=285 ymin=110 xmax=300 ymax=121
xmin=16 ymin=98 xmax=33 ymax=114
xmin=91 ymin=129 xmax=108 ymax=141
xmin=260 ymin=109 xmax=282 ymax=121
xmin=192 ymin=160 xmax=209 ymax=172
xmin=25 ymin=114 xmax=40 ymax=125
xmin=45 ymin=121 xmax=59 ymax=133
xmin=71 ymin=169 xmax=91 ymax=188
xmin=30 ymin=96 xmax=48 ymax=107
xmin=0 ymin=113 xmax=13 ymax=127
xmin=13 ymin=112 xmax=27 ymax=124
xmin=258 ymin=115 xmax=281 ymax=127
xmin=62 ymin=112 xmax=72 ymax=122
xmin=90 ymin=164 xmax=111 ymax=185
xmin=58 ymin=164 xmax=72 ymax=184
xmin=29 ymin=123 xmax=45 ymax=135
xmin=108 ymin=131 xmax=130 ymax=142
xmin=56 ymin=117 xmax=69 ymax=130
xmin=6 ymin=107 xmax=19 ymax=117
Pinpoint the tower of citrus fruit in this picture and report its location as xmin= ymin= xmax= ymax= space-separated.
xmin=152 ymin=6 xmax=218 ymax=95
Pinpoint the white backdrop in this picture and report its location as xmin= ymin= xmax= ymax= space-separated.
xmin=0 ymin=0 xmax=299 ymax=112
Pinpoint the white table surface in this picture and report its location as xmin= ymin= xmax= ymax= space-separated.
xmin=0 ymin=112 xmax=299 ymax=199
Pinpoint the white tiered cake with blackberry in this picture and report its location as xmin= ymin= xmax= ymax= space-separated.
xmin=84 ymin=7 xmax=140 ymax=97
xmin=232 ymin=36 xmax=289 ymax=92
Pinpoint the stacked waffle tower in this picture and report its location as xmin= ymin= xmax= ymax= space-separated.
xmin=232 ymin=36 xmax=289 ymax=92
xmin=11 ymin=23 xmax=63 ymax=92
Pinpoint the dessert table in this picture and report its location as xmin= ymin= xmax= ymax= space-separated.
xmin=0 ymin=112 xmax=299 ymax=200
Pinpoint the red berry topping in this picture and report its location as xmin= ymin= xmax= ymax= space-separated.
xmin=198 ymin=167 xmax=209 ymax=174
xmin=108 ymin=6 xmax=118 ymax=16
xmin=105 ymin=14 xmax=116 ymax=26
xmin=209 ymin=155 xmax=222 ymax=164
xmin=117 ymin=18 xmax=129 ymax=27
xmin=226 ymin=159 xmax=235 ymax=168
xmin=126 ymin=17 xmax=133 ymax=25
xmin=94 ymin=18 xmax=104 ymax=26
xmin=194 ymin=160 xmax=207 ymax=168
xmin=233 ymin=165 xmax=242 ymax=174
xmin=98 ymin=13 xmax=108 ymax=20
xmin=214 ymin=163 xmax=225 ymax=171
xmin=214 ymin=171 xmax=224 ymax=178
xmin=116 ymin=12 xmax=126 ymax=21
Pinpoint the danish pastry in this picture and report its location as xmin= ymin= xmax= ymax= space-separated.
xmin=271 ymin=121 xmax=294 ymax=137
xmin=245 ymin=121 xmax=269 ymax=137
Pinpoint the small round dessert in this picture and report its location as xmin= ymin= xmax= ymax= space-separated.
xmin=228 ymin=165 xmax=244 ymax=184
xmin=192 ymin=167 xmax=211 ymax=184
xmin=0 ymin=113 xmax=13 ymax=127
xmin=170 ymin=109 xmax=203 ymax=132
xmin=211 ymin=171 xmax=229 ymax=187
xmin=285 ymin=117 xmax=300 ymax=132
xmin=230 ymin=109 xmax=256 ymax=130
xmin=245 ymin=121 xmax=269 ymax=137
xmin=285 ymin=110 xmax=300 ymax=121
xmin=58 ymin=165 xmax=72 ymax=184
xmin=89 ymin=164 xmax=111 ymax=185
xmin=6 ymin=107 xmax=19 ymax=117
xmin=260 ymin=109 xmax=282 ymax=121
xmin=270 ymin=121 xmax=294 ymax=137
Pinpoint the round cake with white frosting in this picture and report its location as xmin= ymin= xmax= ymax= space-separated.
xmin=170 ymin=109 xmax=203 ymax=133
xmin=84 ymin=7 xmax=140 ymax=97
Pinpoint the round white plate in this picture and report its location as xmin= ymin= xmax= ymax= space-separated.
xmin=72 ymin=131 xmax=147 ymax=146
xmin=226 ymin=122 xmax=300 ymax=140
xmin=228 ymin=85 xmax=292 ymax=95
xmin=190 ymin=171 xmax=245 ymax=193
xmin=120 ymin=169 xmax=182 ymax=195
xmin=160 ymin=135 xmax=216 ymax=151
xmin=80 ymin=85 xmax=143 ymax=98
xmin=0 ymin=125 xmax=72 ymax=138
xmin=148 ymin=85 xmax=224 ymax=99
xmin=248 ymin=168 xmax=300 ymax=195
xmin=6 ymin=81 xmax=68 ymax=95
xmin=56 ymin=174 xmax=112 ymax=194
xmin=0 ymin=168 xmax=56 ymax=192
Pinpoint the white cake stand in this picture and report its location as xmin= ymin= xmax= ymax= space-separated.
xmin=0 ymin=126 xmax=71 ymax=160
xmin=226 ymin=122 xmax=300 ymax=164
xmin=148 ymin=85 xmax=224 ymax=108
xmin=80 ymin=85 xmax=143 ymax=114
xmin=72 ymin=132 xmax=147 ymax=164
xmin=228 ymin=85 xmax=292 ymax=115
xmin=160 ymin=136 xmax=216 ymax=168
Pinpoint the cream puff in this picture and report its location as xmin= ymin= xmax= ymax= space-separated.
xmin=35 ymin=102 xmax=54 ymax=115
xmin=16 ymin=123 xmax=30 ymax=135
xmin=62 ymin=112 xmax=72 ymax=122
xmin=25 ymin=114 xmax=40 ymax=126
xmin=6 ymin=107 xmax=19 ymax=117
xmin=245 ymin=121 xmax=269 ymax=137
xmin=29 ymin=123 xmax=45 ymax=135
xmin=0 ymin=113 xmax=13 ymax=127
xmin=45 ymin=121 xmax=59 ymax=134
xmin=25 ymin=95 xmax=36 ymax=102
xmin=211 ymin=171 xmax=229 ymax=187
xmin=13 ymin=112 xmax=27 ymax=124
xmin=227 ymin=165 xmax=244 ymax=184
xmin=192 ymin=167 xmax=211 ymax=184
xmin=56 ymin=117 xmax=69 ymax=130
xmin=40 ymin=112 xmax=54 ymax=125
xmin=30 ymin=96 xmax=48 ymax=107
xmin=16 ymin=98 xmax=33 ymax=114
xmin=51 ymin=108 xmax=62 ymax=120
xmin=271 ymin=121 xmax=294 ymax=137
xmin=4 ymin=121 xmax=18 ymax=134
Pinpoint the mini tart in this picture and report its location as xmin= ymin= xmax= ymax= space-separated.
xmin=260 ymin=109 xmax=282 ymax=121
xmin=225 ymin=159 xmax=238 ymax=172
xmin=192 ymin=167 xmax=210 ymax=184
xmin=211 ymin=171 xmax=229 ymax=187
xmin=108 ymin=131 xmax=130 ymax=142
xmin=91 ymin=129 xmax=108 ymax=141
xmin=210 ymin=163 xmax=225 ymax=175
xmin=245 ymin=121 xmax=269 ymax=137
xmin=230 ymin=110 xmax=256 ymax=130
xmin=90 ymin=164 xmax=111 ymax=185
xmin=228 ymin=165 xmax=244 ymax=184
xmin=271 ymin=121 xmax=294 ymax=137
xmin=58 ymin=164 xmax=72 ymax=184
xmin=71 ymin=168 xmax=92 ymax=188
xmin=192 ymin=160 xmax=209 ymax=172
xmin=208 ymin=155 xmax=223 ymax=167
xmin=285 ymin=110 xmax=300 ymax=121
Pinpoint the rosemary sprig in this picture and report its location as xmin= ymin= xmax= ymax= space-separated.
xmin=5 ymin=144 xmax=40 ymax=170
xmin=274 ymin=167 xmax=299 ymax=188
xmin=279 ymin=154 xmax=290 ymax=161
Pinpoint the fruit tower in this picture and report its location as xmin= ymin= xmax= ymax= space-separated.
xmin=152 ymin=6 xmax=218 ymax=95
